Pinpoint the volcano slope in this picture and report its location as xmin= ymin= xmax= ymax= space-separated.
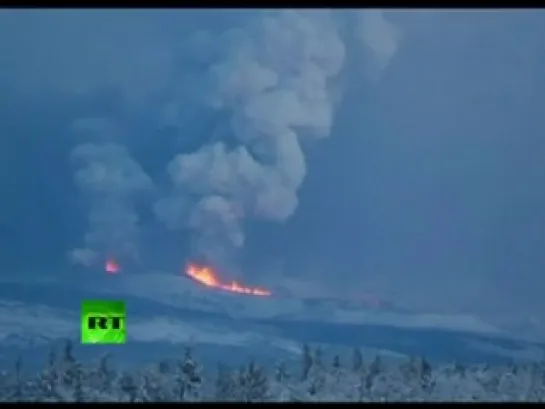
xmin=0 ymin=273 xmax=542 ymax=374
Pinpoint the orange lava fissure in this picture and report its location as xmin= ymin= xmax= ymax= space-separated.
xmin=186 ymin=263 xmax=271 ymax=297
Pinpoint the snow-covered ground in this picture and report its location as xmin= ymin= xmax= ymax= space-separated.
xmin=1 ymin=273 xmax=545 ymax=401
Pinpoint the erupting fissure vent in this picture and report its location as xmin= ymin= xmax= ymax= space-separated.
xmin=105 ymin=258 xmax=120 ymax=274
xmin=185 ymin=263 xmax=271 ymax=296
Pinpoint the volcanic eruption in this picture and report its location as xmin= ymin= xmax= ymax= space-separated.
xmin=185 ymin=263 xmax=271 ymax=296
xmin=105 ymin=258 xmax=120 ymax=274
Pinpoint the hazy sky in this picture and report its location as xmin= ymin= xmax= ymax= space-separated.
xmin=1 ymin=10 xmax=544 ymax=327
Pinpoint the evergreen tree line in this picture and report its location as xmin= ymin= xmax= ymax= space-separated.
xmin=1 ymin=340 xmax=545 ymax=402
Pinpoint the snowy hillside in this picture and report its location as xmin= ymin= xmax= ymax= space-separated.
xmin=0 ymin=276 xmax=543 ymax=372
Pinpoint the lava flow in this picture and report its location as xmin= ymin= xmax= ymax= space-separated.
xmin=185 ymin=263 xmax=271 ymax=296
xmin=105 ymin=258 xmax=120 ymax=274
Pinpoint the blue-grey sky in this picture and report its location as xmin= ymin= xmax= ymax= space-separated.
xmin=1 ymin=10 xmax=544 ymax=328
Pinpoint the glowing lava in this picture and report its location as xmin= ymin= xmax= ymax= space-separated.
xmin=105 ymin=258 xmax=120 ymax=274
xmin=185 ymin=263 xmax=271 ymax=296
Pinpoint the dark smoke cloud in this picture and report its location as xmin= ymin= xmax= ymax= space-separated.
xmin=155 ymin=11 xmax=353 ymax=262
xmin=0 ymin=10 xmax=400 ymax=269
xmin=69 ymin=121 xmax=154 ymax=266
xmin=3 ymin=10 xmax=545 ymax=332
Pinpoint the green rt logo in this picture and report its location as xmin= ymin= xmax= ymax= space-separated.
xmin=81 ymin=300 xmax=126 ymax=345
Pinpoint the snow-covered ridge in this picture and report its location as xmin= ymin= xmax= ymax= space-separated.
xmin=3 ymin=272 xmax=541 ymax=341
xmin=96 ymin=272 xmax=506 ymax=337
xmin=0 ymin=277 xmax=543 ymax=367
xmin=0 ymin=300 xmax=293 ymax=352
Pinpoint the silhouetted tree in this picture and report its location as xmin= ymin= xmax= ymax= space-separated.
xmin=353 ymin=348 xmax=363 ymax=372
xmin=301 ymin=344 xmax=313 ymax=381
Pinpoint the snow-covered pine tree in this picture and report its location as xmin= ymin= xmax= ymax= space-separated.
xmin=9 ymin=356 xmax=23 ymax=402
xmin=365 ymin=355 xmax=382 ymax=397
xmin=356 ymin=369 xmax=366 ymax=402
xmin=524 ymin=362 xmax=544 ymax=401
xmin=476 ymin=364 xmax=501 ymax=399
xmin=301 ymin=344 xmax=313 ymax=381
xmin=7 ymin=355 xmax=39 ymax=402
xmin=176 ymin=347 xmax=202 ymax=401
xmin=141 ymin=371 xmax=164 ymax=402
xmin=332 ymin=354 xmax=342 ymax=381
xmin=237 ymin=360 xmax=269 ymax=402
xmin=400 ymin=356 xmax=418 ymax=382
xmin=153 ymin=360 xmax=178 ymax=401
xmin=35 ymin=346 xmax=60 ymax=401
xmin=158 ymin=360 xmax=170 ymax=375
xmin=539 ymin=360 xmax=545 ymax=386
xmin=306 ymin=347 xmax=326 ymax=398
xmin=314 ymin=346 xmax=324 ymax=368
xmin=275 ymin=361 xmax=290 ymax=383
xmin=418 ymin=356 xmax=434 ymax=393
xmin=332 ymin=355 xmax=341 ymax=371
xmin=94 ymin=354 xmax=116 ymax=397
xmin=0 ymin=370 xmax=10 ymax=402
xmin=396 ymin=357 xmax=422 ymax=400
xmin=118 ymin=372 xmax=138 ymax=402
xmin=353 ymin=348 xmax=363 ymax=372
xmin=57 ymin=339 xmax=85 ymax=401
xmin=59 ymin=340 xmax=78 ymax=386
xmin=269 ymin=360 xmax=297 ymax=401
xmin=454 ymin=361 xmax=467 ymax=378
xmin=72 ymin=363 xmax=84 ymax=402
xmin=214 ymin=363 xmax=236 ymax=401
xmin=497 ymin=363 xmax=531 ymax=402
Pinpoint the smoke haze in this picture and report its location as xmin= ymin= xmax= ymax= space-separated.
xmin=0 ymin=10 xmax=544 ymax=332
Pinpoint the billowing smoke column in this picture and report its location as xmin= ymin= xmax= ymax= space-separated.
xmin=64 ymin=11 xmax=399 ymax=270
xmin=69 ymin=120 xmax=153 ymax=267
xmin=156 ymin=11 xmax=346 ymax=262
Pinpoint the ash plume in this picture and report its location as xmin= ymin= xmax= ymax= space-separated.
xmin=155 ymin=11 xmax=346 ymax=262
xmin=354 ymin=10 xmax=402 ymax=82
xmin=69 ymin=119 xmax=153 ymax=267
